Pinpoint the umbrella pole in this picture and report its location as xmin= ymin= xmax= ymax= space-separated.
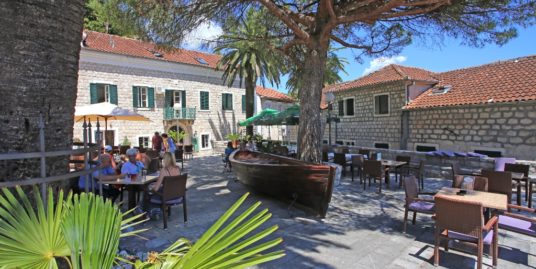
xmin=104 ymin=117 xmax=108 ymax=147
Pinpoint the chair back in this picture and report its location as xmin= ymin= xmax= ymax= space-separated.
xmin=146 ymin=149 xmax=159 ymax=159
xmin=148 ymin=158 xmax=160 ymax=174
xmin=482 ymin=170 xmax=512 ymax=201
xmin=333 ymin=153 xmax=347 ymax=166
xmin=322 ymin=151 xmax=329 ymax=162
xmin=363 ymin=160 xmax=382 ymax=177
xmin=417 ymin=160 xmax=426 ymax=179
xmin=321 ymin=144 xmax=330 ymax=153
xmin=358 ymin=149 xmax=370 ymax=158
xmin=494 ymin=157 xmax=516 ymax=171
xmin=435 ymin=195 xmax=483 ymax=238
xmin=162 ymin=173 xmax=188 ymax=201
xmin=184 ymin=145 xmax=193 ymax=153
xmin=333 ymin=146 xmax=349 ymax=154
xmin=452 ymin=175 xmax=488 ymax=191
xmin=175 ymin=149 xmax=184 ymax=161
xmin=119 ymin=145 xmax=130 ymax=155
xmin=504 ymin=163 xmax=529 ymax=177
xmin=403 ymin=176 xmax=419 ymax=205
xmin=396 ymin=156 xmax=411 ymax=164
xmin=351 ymin=154 xmax=364 ymax=167
xmin=370 ymin=152 xmax=378 ymax=160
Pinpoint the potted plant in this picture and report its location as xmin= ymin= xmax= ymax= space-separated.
xmin=225 ymin=133 xmax=240 ymax=148
xmin=253 ymin=134 xmax=264 ymax=149
xmin=121 ymin=136 xmax=131 ymax=146
xmin=169 ymin=129 xmax=187 ymax=147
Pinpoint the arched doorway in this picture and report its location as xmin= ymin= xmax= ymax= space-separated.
xmin=168 ymin=125 xmax=185 ymax=144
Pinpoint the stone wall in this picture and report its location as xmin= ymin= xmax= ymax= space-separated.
xmin=324 ymin=81 xmax=407 ymax=148
xmin=74 ymin=61 xmax=246 ymax=155
xmin=407 ymin=101 xmax=536 ymax=160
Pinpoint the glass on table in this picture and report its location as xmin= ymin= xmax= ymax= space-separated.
xmin=461 ymin=176 xmax=475 ymax=191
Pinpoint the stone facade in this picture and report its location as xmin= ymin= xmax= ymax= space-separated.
xmin=74 ymin=49 xmax=246 ymax=155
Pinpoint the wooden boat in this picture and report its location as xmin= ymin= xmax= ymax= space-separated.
xmin=229 ymin=150 xmax=336 ymax=217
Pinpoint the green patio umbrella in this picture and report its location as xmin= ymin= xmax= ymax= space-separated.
xmin=239 ymin=108 xmax=280 ymax=126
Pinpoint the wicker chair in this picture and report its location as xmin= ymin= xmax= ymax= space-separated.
xmin=433 ymin=195 xmax=499 ymax=269
xmin=145 ymin=149 xmax=159 ymax=159
xmin=363 ymin=160 xmax=384 ymax=193
xmin=358 ymin=149 xmax=370 ymax=158
xmin=183 ymin=145 xmax=193 ymax=160
xmin=147 ymin=158 xmax=160 ymax=174
xmin=150 ymin=174 xmax=188 ymax=229
xmin=452 ymin=175 xmax=489 ymax=192
xmin=119 ymin=145 xmax=130 ymax=155
xmin=504 ymin=163 xmax=529 ymax=205
xmin=403 ymin=176 xmax=435 ymax=233
xmin=334 ymin=153 xmax=350 ymax=176
xmin=481 ymin=170 xmax=513 ymax=204
xmin=411 ymin=161 xmax=426 ymax=190
xmin=175 ymin=148 xmax=184 ymax=169
xmin=350 ymin=154 xmax=365 ymax=183
xmin=395 ymin=156 xmax=411 ymax=187
xmin=498 ymin=204 xmax=535 ymax=237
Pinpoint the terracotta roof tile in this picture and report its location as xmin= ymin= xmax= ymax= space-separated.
xmin=83 ymin=31 xmax=220 ymax=69
xmin=405 ymin=56 xmax=536 ymax=109
xmin=256 ymin=86 xmax=295 ymax=103
xmin=324 ymin=65 xmax=436 ymax=92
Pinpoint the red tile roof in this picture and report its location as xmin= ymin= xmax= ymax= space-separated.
xmin=324 ymin=64 xmax=436 ymax=92
xmin=83 ymin=31 xmax=221 ymax=69
xmin=256 ymin=86 xmax=295 ymax=103
xmin=405 ymin=56 xmax=536 ymax=109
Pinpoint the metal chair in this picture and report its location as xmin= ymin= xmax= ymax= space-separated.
xmin=363 ymin=160 xmax=384 ymax=193
xmin=433 ymin=195 xmax=499 ymax=269
xmin=403 ymin=176 xmax=435 ymax=233
xmin=150 ymin=174 xmax=188 ymax=229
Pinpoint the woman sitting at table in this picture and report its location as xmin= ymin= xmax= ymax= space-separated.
xmin=142 ymin=152 xmax=181 ymax=218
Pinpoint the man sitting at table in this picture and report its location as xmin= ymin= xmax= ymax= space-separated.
xmin=122 ymin=148 xmax=145 ymax=175
xmin=78 ymin=154 xmax=123 ymax=201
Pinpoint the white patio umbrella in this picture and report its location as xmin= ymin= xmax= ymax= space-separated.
xmin=74 ymin=102 xmax=150 ymax=140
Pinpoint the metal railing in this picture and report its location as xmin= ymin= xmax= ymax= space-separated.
xmin=163 ymin=107 xmax=196 ymax=120
xmin=0 ymin=113 xmax=102 ymax=201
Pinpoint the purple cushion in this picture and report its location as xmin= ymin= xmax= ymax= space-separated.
xmin=433 ymin=151 xmax=443 ymax=157
xmin=454 ymin=152 xmax=468 ymax=157
xmin=408 ymin=201 xmax=435 ymax=213
xmin=467 ymin=152 xmax=486 ymax=158
xmin=426 ymin=151 xmax=436 ymax=156
xmin=442 ymin=151 xmax=455 ymax=157
xmin=499 ymin=215 xmax=536 ymax=236
xmin=447 ymin=230 xmax=494 ymax=245
xmin=150 ymin=196 xmax=183 ymax=205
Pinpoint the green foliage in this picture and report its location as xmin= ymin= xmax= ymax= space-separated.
xmin=252 ymin=134 xmax=263 ymax=143
xmin=84 ymin=0 xmax=138 ymax=37
xmin=168 ymin=130 xmax=187 ymax=143
xmin=0 ymin=187 xmax=146 ymax=269
xmin=122 ymin=136 xmax=131 ymax=146
xmin=132 ymin=193 xmax=284 ymax=268
xmin=225 ymin=133 xmax=240 ymax=141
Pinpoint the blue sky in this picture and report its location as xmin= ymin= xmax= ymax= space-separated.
xmin=267 ymin=26 xmax=536 ymax=93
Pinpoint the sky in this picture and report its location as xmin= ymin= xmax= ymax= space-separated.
xmin=184 ymin=25 xmax=536 ymax=93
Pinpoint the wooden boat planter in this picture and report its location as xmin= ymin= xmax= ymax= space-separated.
xmin=229 ymin=150 xmax=336 ymax=217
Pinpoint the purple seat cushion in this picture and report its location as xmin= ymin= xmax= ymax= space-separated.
xmin=499 ymin=215 xmax=536 ymax=237
xmin=454 ymin=152 xmax=468 ymax=157
xmin=408 ymin=201 xmax=435 ymax=213
xmin=150 ymin=196 xmax=183 ymax=205
xmin=467 ymin=152 xmax=486 ymax=158
xmin=447 ymin=230 xmax=494 ymax=245
xmin=426 ymin=151 xmax=436 ymax=156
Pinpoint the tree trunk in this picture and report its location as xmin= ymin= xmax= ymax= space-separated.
xmin=245 ymin=74 xmax=255 ymax=137
xmin=0 ymin=1 xmax=85 ymax=183
xmin=297 ymin=38 xmax=328 ymax=163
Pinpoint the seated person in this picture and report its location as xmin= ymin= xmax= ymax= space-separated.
xmin=78 ymin=154 xmax=123 ymax=201
xmin=121 ymin=148 xmax=145 ymax=175
xmin=143 ymin=152 xmax=181 ymax=215
xmin=136 ymin=151 xmax=152 ymax=169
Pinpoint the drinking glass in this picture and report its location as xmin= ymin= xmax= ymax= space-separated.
xmin=461 ymin=176 xmax=474 ymax=191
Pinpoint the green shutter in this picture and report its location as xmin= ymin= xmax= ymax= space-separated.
xmin=90 ymin=83 xmax=97 ymax=104
xmin=165 ymin=90 xmax=173 ymax=107
xmin=222 ymin=93 xmax=225 ymax=110
xmin=109 ymin=85 xmax=118 ymax=105
xmin=148 ymin=87 xmax=155 ymax=108
xmin=242 ymin=95 xmax=246 ymax=113
xmin=181 ymin=90 xmax=186 ymax=108
xmin=228 ymin=94 xmax=233 ymax=110
xmin=338 ymin=100 xmax=344 ymax=116
xmin=132 ymin=87 xmax=139 ymax=108
xmin=200 ymin=91 xmax=209 ymax=110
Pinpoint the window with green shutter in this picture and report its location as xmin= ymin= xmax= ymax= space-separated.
xmin=90 ymin=83 xmax=117 ymax=104
xmin=132 ymin=86 xmax=154 ymax=108
xmin=222 ymin=93 xmax=233 ymax=110
xmin=200 ymin=91 xmax=209 ymax=110
xmin=241 ymin=95 xmax=246 ymax=113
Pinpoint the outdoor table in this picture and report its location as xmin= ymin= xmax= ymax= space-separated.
xmin=381 ymin=160 xmax=407 ymax=187
xmin=466 ymin=170 xmax=527 ymax=206
xmin=435 ymin=187 xmax=507 ymax=211
xmin=101 ymin=173 xmax=159 ymax=210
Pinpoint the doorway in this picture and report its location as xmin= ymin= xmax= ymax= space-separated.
xmin=169 ymin=126 xmax=185 ymax=144
xmin=104 ymin=130 xmax=115 ymax=145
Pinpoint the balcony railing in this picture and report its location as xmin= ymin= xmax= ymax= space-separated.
xmin=164 ymin=107 xmax=196 ymax=120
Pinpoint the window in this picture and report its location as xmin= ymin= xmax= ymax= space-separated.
xmin=322 ymin=140 xmax=328 ymax=144
xmin=242 ymin=95 xmax=246 ymax=113
xmin=415 ymin=143 xmax=437 ymax=152
xmin=473 ymin=149 xmax=503 ymax=157
xmin=201 ymin=134 xmax=210 ymax=149
xmin=374 ymin=94 xmax=389 ymax=115
xmin=200 ymin=91 xmax=209 ymax=110
xmin=133 ymin=86 xmax=155 ymax=108
xmin=337 ymin=98 xmax=355 ymax=116
xmin=90 ymin=83 xmax=117 ymax=104
xmin=222 ymin=93 xmax=233 ymax=110
xmin=374 ymin=142 xmax=389 ymax=149
xmin=335 ymin=140 xmax=355 ymax=146
xmin=173 ymin=91 xmax=182 ymax=107
xmin=138 ymin=136 xmax=149 ymax=148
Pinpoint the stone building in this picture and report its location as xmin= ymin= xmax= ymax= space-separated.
xmin=324 ymin=55 xmax=536 ymax=160
xmin=74 ymin=31 xmax=293 ymax=155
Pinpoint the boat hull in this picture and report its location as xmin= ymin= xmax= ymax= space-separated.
xmin=229 ymin=150 xmax=335 ymax=217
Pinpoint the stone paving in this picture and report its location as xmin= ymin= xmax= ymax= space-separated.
xmin=120 ymin=155 xmax=535 ymax=269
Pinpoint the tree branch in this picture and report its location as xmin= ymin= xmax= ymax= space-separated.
xmin=256 ymin=0 xmax=310 ymax=40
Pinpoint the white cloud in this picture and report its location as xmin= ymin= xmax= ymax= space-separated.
xmin=183 ymin=21 xmax=223 ymax=50
xmin=362 ymin=56 xmax=407 ymax=76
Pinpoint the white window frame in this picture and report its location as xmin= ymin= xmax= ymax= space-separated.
xmin=138 ymin=86 xmax=149 ymax=108
xmin=342 ymin=97 xmax=355 ymax=117
xmin=373 ymin=93 xmax=390 ymax=117
xmin=199 ymin=90 xmax=210 ymax=111
xmin=93 ymin=128 xmax=118 ymax=146
xmin=414 ymin=143 xmax=439 ymax=152
xmin=200 ymin=133 xmax=211 ymax=150
xmin=136 ymin=135 xmax=151 ymax=148
xmin=373 ymin=142 xmax=390 ymax=149
xmin=472 ymin=147 xmax=505 ymax=156
xmin=173 ymin=91 xmax=182 ymax=107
